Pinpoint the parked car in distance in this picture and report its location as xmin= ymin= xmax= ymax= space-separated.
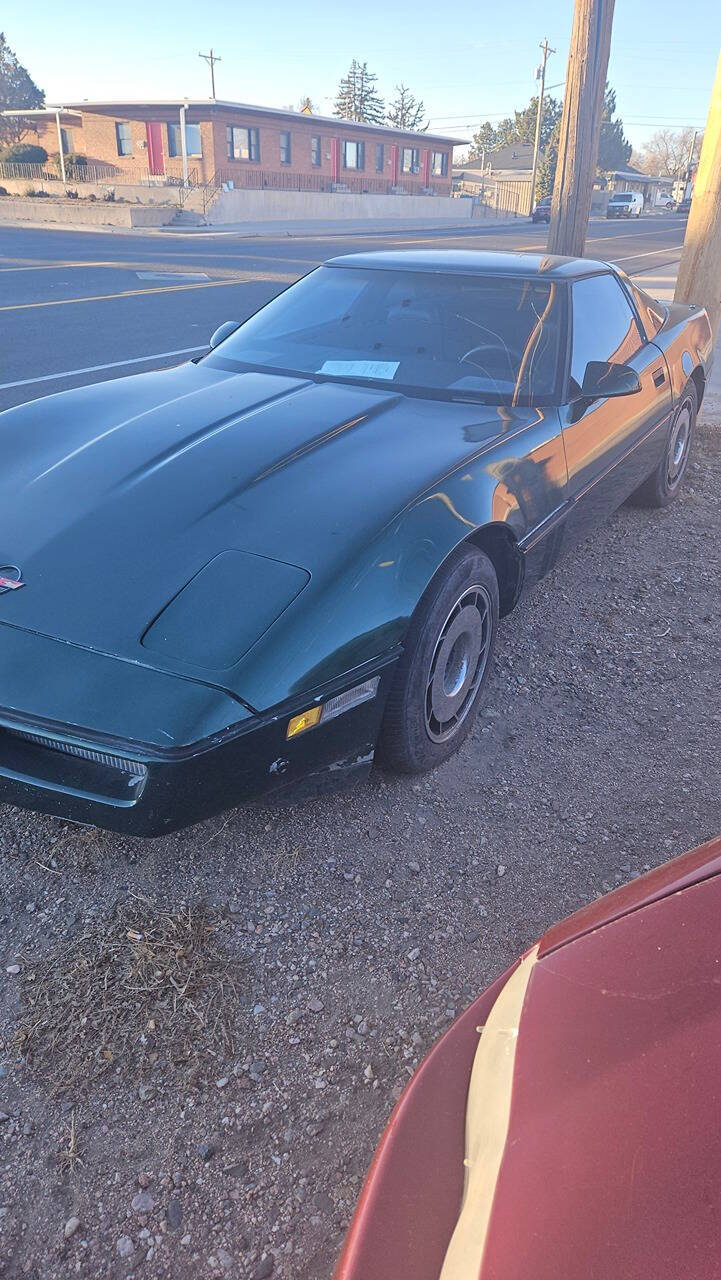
xmin=607 ymin=190 xmax=644 ymax=217
xmin=531 ymin=195 xmax=552 ymax=222
xmin=335 ymin=834 xmax=721 ymax=1280
xmin=655 ymin=194 xmax=677 ymax=210
xmin=679 ymin=196 xmax=693 ymax=214
xmin=0 ymin=251 xmax=713 ymax=835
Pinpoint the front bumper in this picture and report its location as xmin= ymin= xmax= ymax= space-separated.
xmin=0 ymin=661 xmax=397 ymax=837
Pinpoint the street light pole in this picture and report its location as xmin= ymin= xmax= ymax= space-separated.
xmin=682 ymin=128 xmax=698 ymax=198
xmin=529 ymin=38 xmax=554 ymax=212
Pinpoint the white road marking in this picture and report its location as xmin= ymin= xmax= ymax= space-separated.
xmin=0 ymin=346 xmax=205 ymax=392
xmin=612 ymin=244 xmax=684 ymax=264
xmin=135 ymin=271 xmax=210 ymax=281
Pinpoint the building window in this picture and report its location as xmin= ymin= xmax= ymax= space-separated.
xmin=226 ymin=125 xmax=260 ymax=162
xmin=376 ymin=143 xmax=384 ymax=173
xmin=280 ymin=130 xmax=291 ymax=164
xmin=59 ymin=128 xmax=74 ymax=155
xmin=167 ymin=122 xmax=202 ymax=158
xmin=401 ymin=146 xmax=420 ymax=174
xmin=311 ymin=134 xmax=321 ymax=167
xmin=115 ymin=121 xmax=132 ymax=157
xmin=431 ymin=150 xmax=448 ymax=177
xmin=343 ymin=139 xmax=365 ymax=170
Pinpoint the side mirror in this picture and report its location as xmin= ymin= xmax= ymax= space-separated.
xmin=209 ymin=320 xmax=241 ymax=349
xmin=581 ymin=360 xmax=641 ymax=399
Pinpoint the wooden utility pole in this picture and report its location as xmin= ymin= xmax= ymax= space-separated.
xmin=675 ymin=49 xmax=721 ymax=337
xmin=547 ymin=0 xmax=615 ymax=257
xmin=199 ymin=49 xmax=221 ymax=99
xmin=529 ymin=38 xmax=555 ymax=210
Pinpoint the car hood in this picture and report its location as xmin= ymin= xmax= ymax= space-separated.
xmin=0 ymin=360 xmax=517 ymax=689
xmin=336 ymin=836 xmax=721 ymax=1280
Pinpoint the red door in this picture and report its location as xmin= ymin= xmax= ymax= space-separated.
xmin=422 ymin=148 xmax=431 ymax=187
xmin=390 ymin=144 xmax=399 ymax=186
xmin=330 ymin=137 xmax=340 ymax=184
xmin=146 ymin=122 xmax=165 ymax=175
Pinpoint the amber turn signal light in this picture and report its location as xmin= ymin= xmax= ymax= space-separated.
xmin=286 ymin=705 xmax=322 ymax=739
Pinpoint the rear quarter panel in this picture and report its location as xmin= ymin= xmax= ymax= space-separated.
xmin=652 ymin=304 xmax=714 ymax=402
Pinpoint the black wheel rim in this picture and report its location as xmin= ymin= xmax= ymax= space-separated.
xmin=424 ymin=584 xmax=492 ymax=743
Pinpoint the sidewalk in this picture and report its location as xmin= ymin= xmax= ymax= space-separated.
xmin=158 ymin=213 xmax=525 ymax=238
xmin=630 ymin=264 xmax=720 ymax=401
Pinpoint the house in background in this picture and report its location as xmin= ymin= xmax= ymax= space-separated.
xmin=596 ymin=165 xmax=674 ymax=207
xmin=452 ymin=142 xmax=535 ymax=216
xmin=3 ymin=99 xmax=461 ymax=196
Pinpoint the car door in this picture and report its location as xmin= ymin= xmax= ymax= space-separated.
xmin=559 ymin=271 xmax=672 ymax=544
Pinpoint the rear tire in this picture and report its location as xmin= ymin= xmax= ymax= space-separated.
xmin=629 ymin=379 xmax=697 ymax=508
xmin=376 ymin=546 xmax=499 ymax=774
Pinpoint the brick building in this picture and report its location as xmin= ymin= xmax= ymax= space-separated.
xmin=7 ymin=100 xmax=460 ymax=196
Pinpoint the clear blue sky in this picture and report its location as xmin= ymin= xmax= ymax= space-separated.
xmin=7 ymin=0 xmax=719 ymax=152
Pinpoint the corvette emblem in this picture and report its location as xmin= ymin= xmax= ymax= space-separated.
xmin=0 ymin=565 xmax=24 ymax=594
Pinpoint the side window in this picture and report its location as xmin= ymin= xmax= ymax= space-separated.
xmin=570 ymin=274 xmax=643 ymax=392
xmin=629 ymin=281 xmax=667 ymax=338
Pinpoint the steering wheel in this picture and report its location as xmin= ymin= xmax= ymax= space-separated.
xmin=459 ymin=341 xmax=522 ymax=368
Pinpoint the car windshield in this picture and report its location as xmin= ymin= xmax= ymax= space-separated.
xmin=208 ymin=266 xmax=565 ymax=406
xmin=610 ymin=194 xmax=632 ymax=201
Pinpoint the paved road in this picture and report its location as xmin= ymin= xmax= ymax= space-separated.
xmin=0 ymin=214 xmax=689 ymax=412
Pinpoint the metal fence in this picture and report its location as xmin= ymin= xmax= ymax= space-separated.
xmin=458 ymin=178 xmax=532 ymax=219
xmin=0 ymin=160 xmax=199 ymax=188
xmin=207 ymin=167 xmax=448 ymax=200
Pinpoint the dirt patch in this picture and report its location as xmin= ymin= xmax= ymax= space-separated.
xmin=13 ymin=902 xmax=241 ymax=1093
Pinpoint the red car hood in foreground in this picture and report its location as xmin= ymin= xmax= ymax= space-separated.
xmin=336 ymin=836 xmax=721 ymax=1280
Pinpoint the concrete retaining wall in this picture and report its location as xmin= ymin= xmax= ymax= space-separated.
xmin=0 ymin=177 xmax=179 ymax=205
xmin=206 ymin=187 xmax=471 ymax=225
xmin=0 ymin=198 xmax=174 ymax=227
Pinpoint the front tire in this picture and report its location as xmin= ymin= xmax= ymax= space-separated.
xmin=376 ymin=546 xmax=499 ymax=774
xmin=629 ymin=380 xmax=697 ymax=508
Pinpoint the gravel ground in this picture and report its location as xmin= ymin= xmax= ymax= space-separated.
xmin=2 ymin=395 xmax=721 ymax=1280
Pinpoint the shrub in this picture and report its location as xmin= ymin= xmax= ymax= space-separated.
xmin=1 ymin=142 xmax=48 ymax=164
xmin=24 ymin=187 xmax=50 ymax=198
xmin=0 ymin=185 xmax=7 ymax=196
xmin=65 ymin=188 xmax=79 ymax=199
xmin=54 ymin=153 xmax=88 ymax=174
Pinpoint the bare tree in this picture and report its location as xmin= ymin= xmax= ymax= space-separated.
xmin=386 ymin=84 xmax=427 ymax=132
xmin=639 ymin=127 xmax=703 ymax=177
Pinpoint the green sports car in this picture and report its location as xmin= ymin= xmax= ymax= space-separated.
xmin=0 ymin=250 xmax=712 ymax=834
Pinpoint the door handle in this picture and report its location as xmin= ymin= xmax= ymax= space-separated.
xmin=652 ymin=367 xmax=666 ymax=388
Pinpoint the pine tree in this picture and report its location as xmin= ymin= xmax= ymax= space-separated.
xmin=0 ymin=32 xmax=44 ymax=146
xmin=597 ymin=86 xmax=632 ymax=172
xmin=469 ymin=121 xmax=498 ymax=159
xmin=386 ymin=84 xmax=427 ymax=132
xmin=334 ymin=60 xmax=385 ymax=125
